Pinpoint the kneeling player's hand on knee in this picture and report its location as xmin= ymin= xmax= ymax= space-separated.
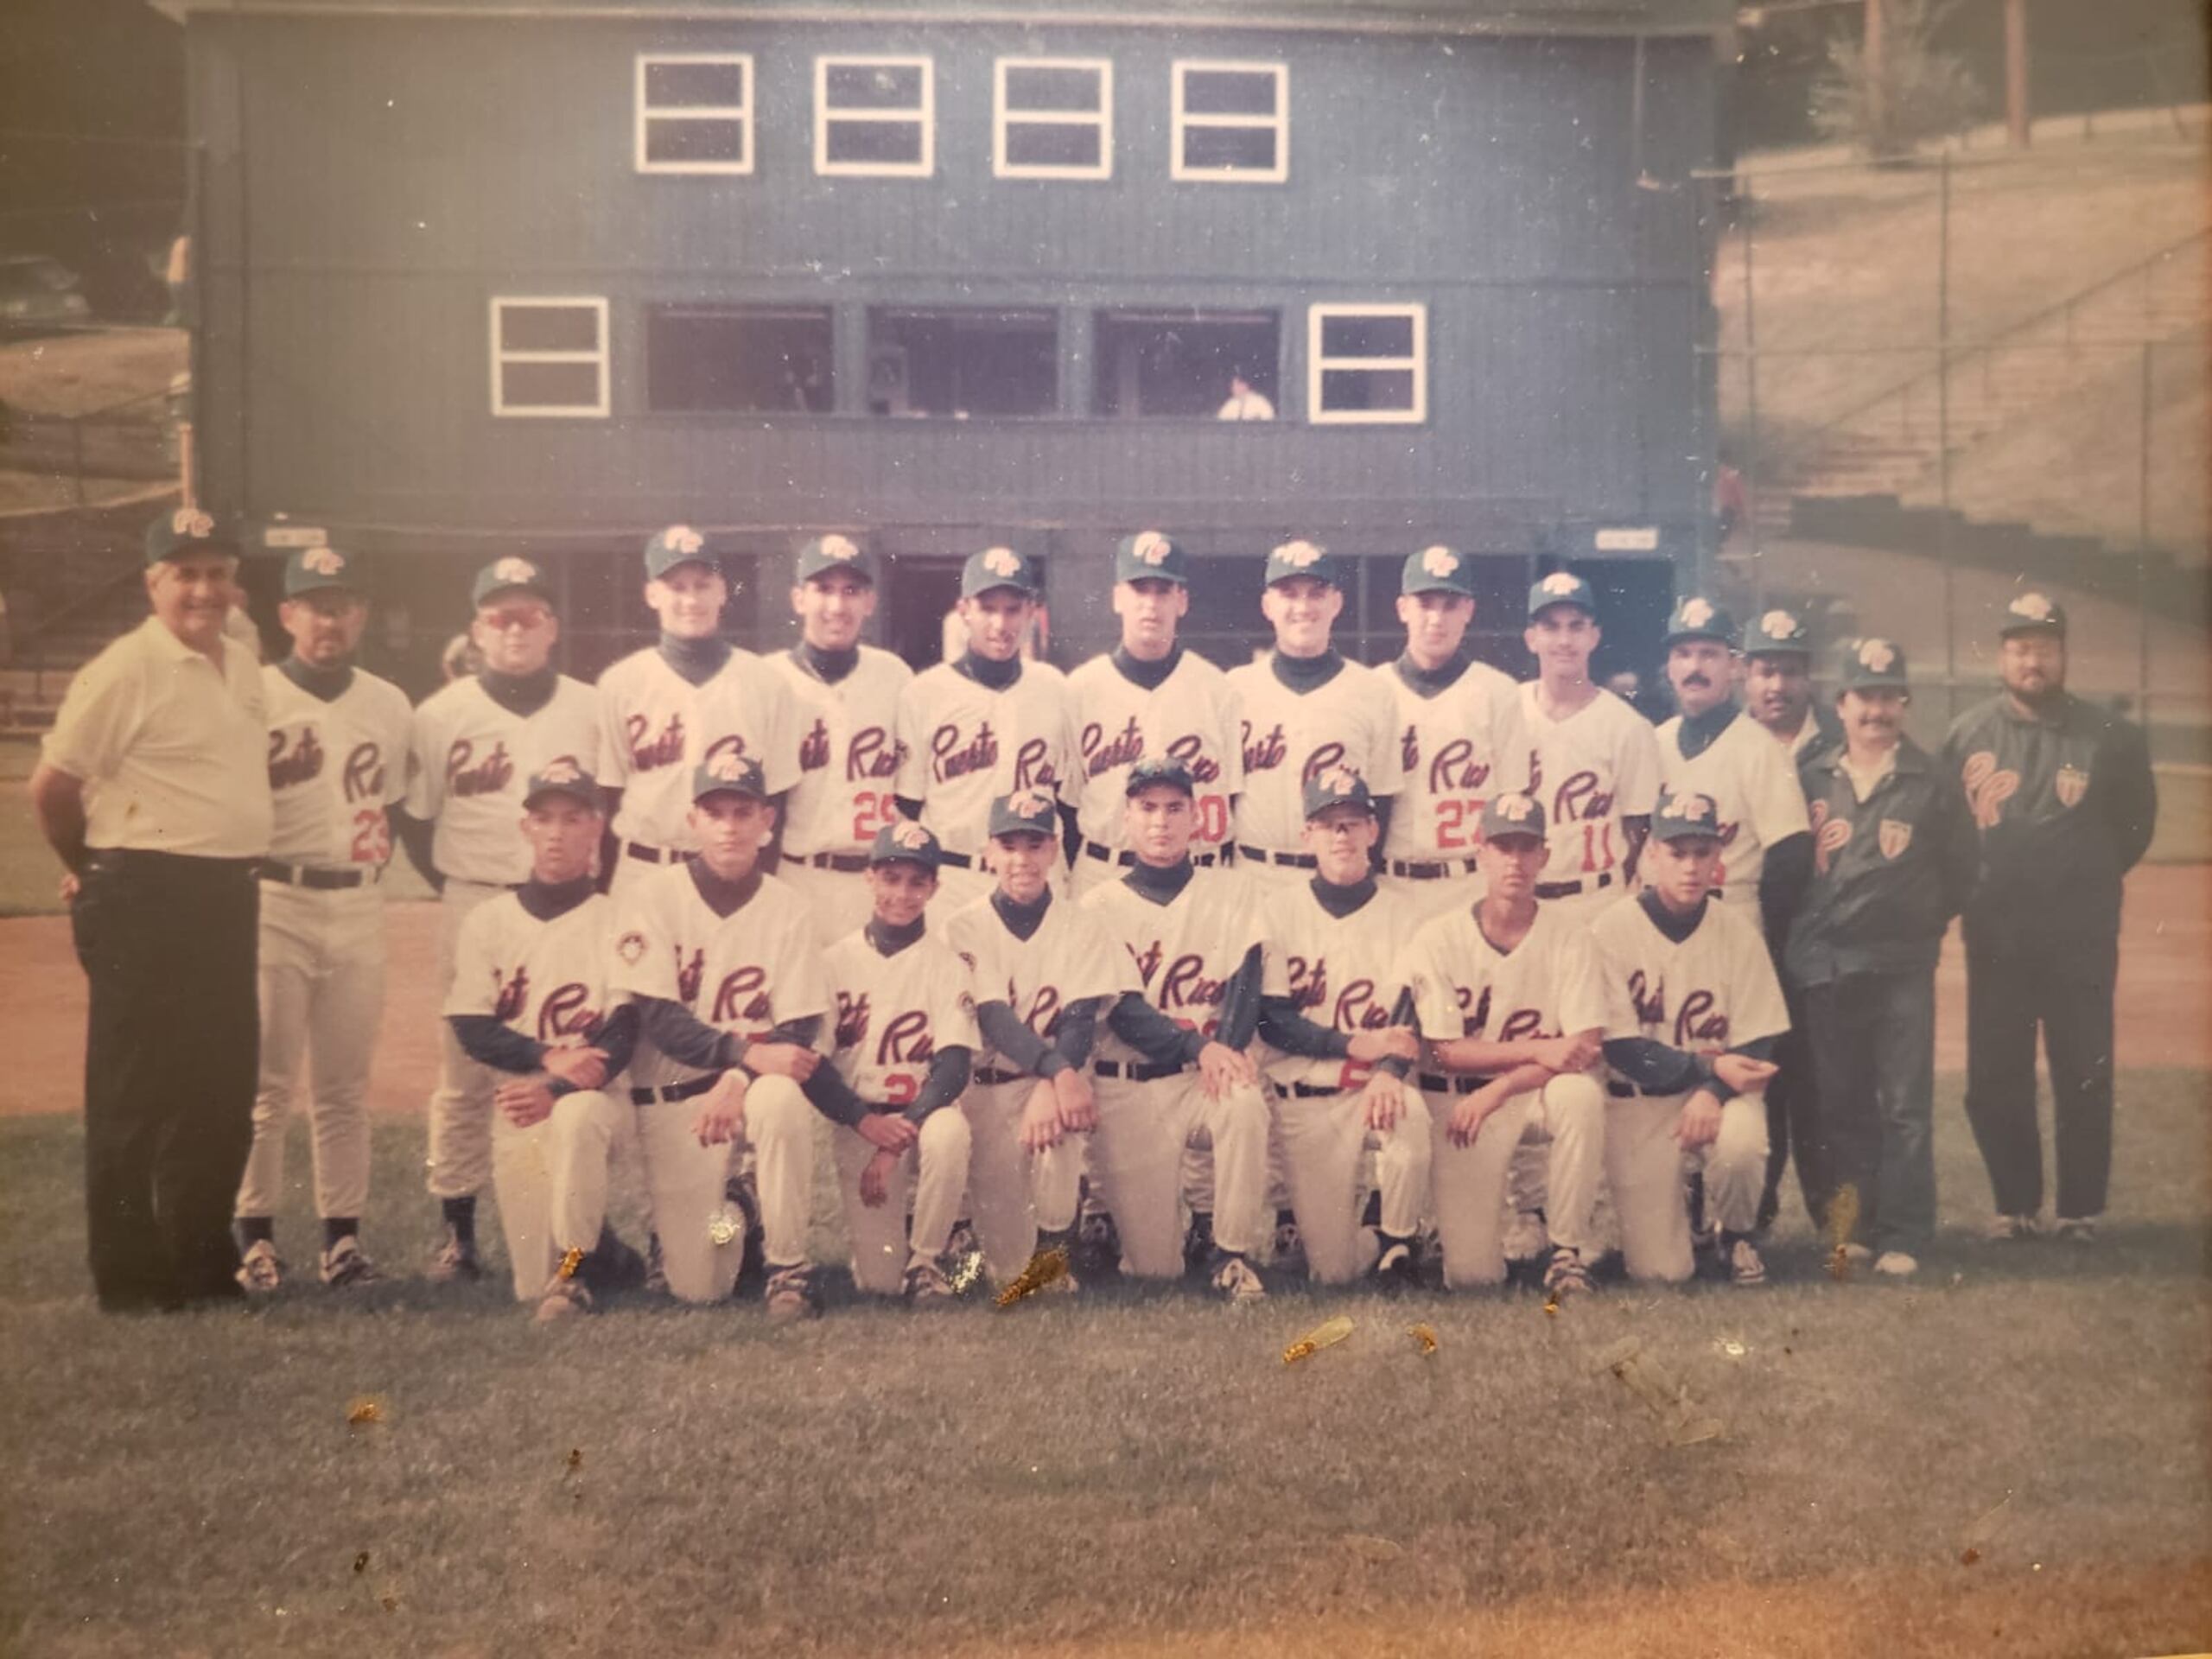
xmin=1020 ymin=1085 xmax=1064 ymax=1154
xmin=496 ymin=1077 xmax=556 ymax=1129
xmin=1361 ymin=1074 xmax=1406 ymax=1132
xmin=1052 ymin=1068 xmax=1098 ymax=1134
xmin=692 ymin=1072 xmax=749 ymax=1147
xmin=744 ymin=1041 xmax=820 ymax=1082
xmin=543 ymin=1045 xmax=610 ymax=1091
xmin=856 ymin=1111 xmax=918 ymax=1155
xmin=859 ymin=1147 xmax=899 ymax=1208
xmin=1197 ymin=1040 xmax=1255 ymax=1102
xmin=1675 ymin=1089 xmax=1724 ymax=1151
xmin=1447 ymin=1081 xmax=1508 ymax=1148
xmin=1712 ymin=1053 xmax=1777 ymax=1096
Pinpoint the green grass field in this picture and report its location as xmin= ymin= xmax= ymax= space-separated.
xmin=4 ymin=1072 xmax=2205 ymax=1657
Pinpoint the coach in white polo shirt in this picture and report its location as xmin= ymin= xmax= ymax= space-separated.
xmin=29 ymin=506 xmax=274 ymax=1312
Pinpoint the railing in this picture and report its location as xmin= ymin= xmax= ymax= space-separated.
xmin=0 ymin=384 xmax=179 ymax=508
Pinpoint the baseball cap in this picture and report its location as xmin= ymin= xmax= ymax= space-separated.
xmin=1125 ymin=753 xmax=1196 ymax=798
xmin=523 ymin=759 xmax=599 ymax=810
xmin=1479 ymin=791 xmax=1548 ymax=842
xmin=868 ymin=817 xmax=942 ymax=871
xmin=1838 ymin=637 xmax=1910 ymax=692
xmin=796 ymin=532 xmax=872 ymax=586
xmin=961 ymin=545 xmax=1039 ymax=600
xmin=283 ymin=543 xmax=362 ymax=597
xmin=1401 ymin=543 xmax=1475 ymax=599
xmin=1999 ymin=590 xmax=2068 ymax=638
xmin=472 ymin=556 xmax=555 ymax=610
xmin=145 ymin=505 xmax=243 ymax=566
xmin=1302 ymin=765 xmax=1375 ymax=820
xmin=1527 ymin=570 xmax=1597 ymax=620
xmin=643 ymin=524 xmax=716 ymax=582
xmin=692 ymin=750 xmax=770 ymax=803
xmin=1650 ymin=787 xmax=1725 ymax=843
xmin=1264 ymin=538 xmax=1342 ymax=590
xmin=1745 ymin=607 xmax=1813 ymax=658
xmin=988 ymin=788 xmax=1058 ymax=840
xmin=1116 ymin=531 xmax=1187 ymax=587
xmin=1662 ymin=594 xmax=1738 ymax=650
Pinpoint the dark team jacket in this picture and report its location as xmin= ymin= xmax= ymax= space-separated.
xmin=1942 ymin=693 xmax=2156 ymax=948
xmin=1784 ymin=736 xmax=1978 ymax=986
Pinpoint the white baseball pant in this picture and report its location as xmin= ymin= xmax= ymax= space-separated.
xmin=1605 ymin=1088 xmax=1769 ymax=1283
xmin=833 ymin=1109 xmax=974 ymax=1294
xmin=960 ymin=1074 xmax=1084 ymax=1285
xmin=236 ymin=880 xmax=385 ymax=1223
xmin=1271 ymin=1079 xmax=1433 ymax=1284
xmin=1090 ymin=1067 xmax=1269 ymax=1276
xmin=490 ymin=1100 xmax=560 ymax=1303
xmin=774 ymin=858 xmax=877 ymax=948
xmin=1428 ymin=1072 xmax=1605 ymax=1288
xmin=425 ymin=879 xmax=512 ymax=1201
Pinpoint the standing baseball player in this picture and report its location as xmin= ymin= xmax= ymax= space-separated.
xmin=233 ymin=543 xmax=412 ymax=1293
xmin=1744 ymin=607 xmax=1842 ymax=763
xmin=1591 ymin=789 xmax=1789 ymax=1287
xmin=897 ymin=547 xmax=1077 ymax=913
xmin=767 ymin=534 xmax=914 ymax=948
xmin=596 ymin=524 xmax=798 ymax=900
xmin=1945 ymin=594 xmax=2157 ymax=1244
xmin=1380 ymin=544 xmax=1522 ymax=913
xmin=443 ymin=762 xmax=639 ymax=1307
xmin=1256 ymin=768 xmax=1431 ymax=1287
xmin=1065 ymin=532 xmax=1242 ymax=897
xmin=608 ymin=753 xmax=834 ymax=1322
xmin=1398 ymin=791 xmax=1609 ymax=1294
xmin=1081 ymin=755 xmax=1274 ymax=1303
xmin=1788 ymin=640 xmax=1977 ymax=1278
xmin=942 ymin=790 xmax=1128 ymax=1291
xmin=401 ymin=556 xmax=601 ymax=1281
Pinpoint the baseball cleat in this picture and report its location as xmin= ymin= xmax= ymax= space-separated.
xmin=1075 ymin=1206 xmax=1121 ymax=1277
xmin=944 ymin=1217 xmax=981 ymax=1267
xmin=1182 ymin=1211 xmax=1216 ymax=1278
xmin=318 ymin=1236 xmax=379 ymax=1288
xmin=1269 ymin=1213 xmax=1306 ymax=1279
xmin=765 ymin=1265 xmax=822 ymax=1325
xmin=1840 ymin=1242 xmax=1873 ymax=1265
xmin=1210 ymin=1252 xmax=1267 ymax=1306
xmin=1541 ymin=1245 xmax=1592 ymax=1299
xmin=902 ymin=1259 xmax=956 ymax=1306
xmin=2052 ymin=1217 xmax=2097 ymax=1245
xmin=1872 ymin=1250 xmax=1919 ymax=1278
xmin=1724 ymin=1235 xmax=1768 ymax=1288
xmin=642 ymin=1232 xmax=670 ymax=1297
xmin=235 ymin=1239 xmax=283 ymax=1294
xmin=1984 ymin=1212 xmax=2041 ymax=1243
xmin=534 ymin=1274 xmax=592 ymax=1324
xmin=1370 ymin=1237 xmax=1420 ymax=1291
xmin=425 ymin=1227 xmax=482 ymax=1284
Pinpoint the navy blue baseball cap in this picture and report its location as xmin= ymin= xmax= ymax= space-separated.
xmin=1527 ymin=570 xmax=1598 ymax=620
xmin=643 ymin=524 xmax=717 ymax=582
xmin=1264 ymin=538 xmax=1343 ymax=590
xmin=523 ymin=759 xmax=599 ymax=810
xmin=1838 ymin=637 xmax=1910 ymax=692
xmin=988 ymin=788 xmax=1058 ymax=839
xmin=1650 ymin=787 xmax=1725 ymax=843
xmin=283 ymin=543 xmax=362 ymax=598
xmin=868 ymin=818 xmax=942 ymax=870
xmin=1745 ymin=607 xmax=1813 ymax=658
xmin=1125 ymin=754 xmax=1196 ymax=798
xmin=1116 ymin=531 xmax=1187 ymax=586
xmin=1302 ymin=765 xmax=1375 ymax=819
xmin=145 ymin=505 xmax=244 ymax=566
xmin=1662 ymin=595 xmax=1738 ymax=651
xmin=472 ymin=556 xmax=555 ymax=609
xmin=1401 ymin=544 xmax=1476 ymax=599
xmin=961 ymin=546 xmax=1039 ymax=600
xmin=796 ymin=532 xmax=872 ymax=586
xmin=1480 ymin=791 xmax=1548 ymax=842
xmin=692 ymin=750 xmax=770 ymax=803
xmin=1999 ymin=590 xmax=2068 ymax=638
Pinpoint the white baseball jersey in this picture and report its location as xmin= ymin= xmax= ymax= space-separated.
xmin=1224 ymin=655 xmax=1406 ymax=853
xmin=444 ymin=889 xmax=625 ymax=1057
xmin=895 ymin=662 xmax=1077 ymax=861
xmin=1082 ymin=868 xmax=1264 ymax=1063
xmin=611 ymin=865 xmax=829 ymax=1094
xmin=1511 ymin=683 xmax=1662 ymax=889
xmin=595 ymin=647 xmax=799 ymax=853
xmin=1259 ymin=880 xmax=1416 ymax=1092
xmin=1590 ymin=896 xmax=1789 ymax=1065
xmin=823 ymin=927 xmax=979 ymax=1109
xmin=1400 ymin=903 xmax=1611 ymax=1050
xmin=262 ymin=666 xmax=413 ymax=869
xmin=1383 ymin=657 xmax=1525 ymax=866
xmin=766 ymin=645 xmax=913 ymax=861
xmin=404 ymin=676 xmax=600 ymax=886
xmin=943 ymin=894 xmax=1133 ymax=1066
xmin=1066 ymin=650 xmax=1243 ymax=850
xmin=1655 ymin=709 xmax=1811 ymax=898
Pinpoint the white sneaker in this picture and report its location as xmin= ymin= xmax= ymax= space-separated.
xmin=1984 ymin=1213 xmax=2040 ymax=1243
xmin=1840 ymin=1242 xmax=1873 ymax=1265
xmin=2052 ymin=1217 xmax=2098 ymax=1245
xmin=235 ymin=1238 xmax=283 ymax=1294
xmin=1726 ymin=1236 xmax=1768 ymax=1288
xmin=1872 ymin=1250 xmax=1919 ymax=1278
xmin=1542 ymin=1245 xmax=1593 ymax=1298
xmin=534 ymin=1274 xmax=592 ymax=1324
xmin=1211 ymin=1254 xmax=1267 ymax=1305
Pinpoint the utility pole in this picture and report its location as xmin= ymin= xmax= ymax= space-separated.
xmin=2005 ymin=0 xmax=2032 ymax=148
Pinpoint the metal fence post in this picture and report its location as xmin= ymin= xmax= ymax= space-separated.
xmin=1937 ymin=149 xmax=1956 ymax=720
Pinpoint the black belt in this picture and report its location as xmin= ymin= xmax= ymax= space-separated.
xmin=632 ymin=1076 xmax=720 ymax=1105
xmin=1389 ymin=855 xmax=1479 ymax=880
xmin=1535 ymin=871 xmax=1617 ymax=900
xmin=1081 ymin=841 xmax=1225 ymax=869
xmin=1289 ymin=1081 xmax=1344 ymax=1098
xmin=1417 ymin=1072 xmax=1494 ymax=1096
xmin=1094 ymin=1059 xmax=1191 ymax=1082
xmin=973 ymin=1065 xmax=1032 ymax=1087
xmin=1607 ymin=1079 xmax=1649 ymax=1100
xmin=937 ymin=850 xmax=975 ymax=869
xmin=804 ymin=850 xmax=869 ymax=873
xmin=1236 ymin=845 xmax=1317 ymax=869
xmin=625 ymin=842 xmax=693 ymax=867
xmin=259 ymin=858 xmax=378 ymax=890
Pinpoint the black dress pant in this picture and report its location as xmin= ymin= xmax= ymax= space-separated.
xmin=72 ymin=850 xmax=259 ymax=1310
xmin=1758 ymin=981 xmax=1832 ymax=1230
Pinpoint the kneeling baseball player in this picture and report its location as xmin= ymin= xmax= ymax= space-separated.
xmin=1399 ymin=792 xmax=1610 ymax=1294
xmin=1255 ymin=768 xmax=1431 ymax=1287
xmin=1589 ymin=789 xmax=1789 ymax=1287
xmin=442 ymin=763 xmax=639 ymax=1306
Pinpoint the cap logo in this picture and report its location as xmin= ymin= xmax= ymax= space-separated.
xmin=819 ymin=532 xmax=859 ymax=563
xmin=171 ymin=506 xmax=214 ymax=539
xmin=1420 ymin=545 xmax=1459 ymax=577
xmin=1274 ymin=539 xmax=1324 ymax=569
xmin=1857 ymin=639 xmax=1898 ymax=674
xmin=1315 ymin=765 xmax=1363 ymax=797
xmin=1132 ymin=531 xmax=1173 ymax=566
xmin=1673 ymin=791 xmax=1717 ymax=825
xmin=982 ymin=547 xmax=1023 ymax=579
xmin=493 ymin=556 xmax=538 ymax=585
xmin=1759 ymin=609 xmax=1800 ymax=640
xmin=1539 ymin=572 xmax=1581 ymax=597
xmin=1493 ymin=792 xmax=1536 ymax=822
xmin=660 ymin=524 xmax=703 ymax=557
xmin=537 ymin=758 xmax=584 ymax=785
xmin=889 ymin=820 xmax=933 ymax=851
xmin=2008 ymin=592 xmax=2055 ymax=621
xmin=705 ymin=751 xmax=749 ymax=783
xmin=1679 ymin=597 xmax=1715 ymax=629
xmin=1003 ymin=788 xmax=1052 ymax=818
xmin=301 ymin=546 xmax=346 ymax=576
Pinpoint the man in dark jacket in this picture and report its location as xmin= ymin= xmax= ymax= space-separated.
xmin=1788 ymin=639 xmax=1977 ymax=1279
xmin=1943 ymin=594 xmax=2157 ymax=1245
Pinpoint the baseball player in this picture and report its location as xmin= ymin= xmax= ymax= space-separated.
xmin=942 ymin=790 xmax=1127 ymax=1291
xmin=813 ymin=820 xmax=977 ymax=1303
xmin=1944 ymin=593 xmax=2157 ymax=1244
xmin=1065 ymin=532 xmax=1243 ymax=897
xmin=897 ymin=547 xmax=1077 ymax=913
xmin=401 ymin=556 xmax=601 ymax=1281
xmin=595 ymin=524 xmax=798 ymax=900
xmin=608 ymin=753 xmax=834 ymax=1323
xmin=1255 ymin=767 xmax=1431 ymax=1287
xmin=1590 ymin=788 xmax=1789 ymax=1287
xmin=767 ymin=535 xmax=915 ymax=948
xmin=442 ymin=762 xmax=639 ymax=1306
xmin=1515 ymin=570 xmax=1662 ymax=929
xmin=1381 ymin=544 xmax=1522 ymax=914
xmin=1786 ymin=640 xmax=1977 ymax=1278
xmin=1744 ymin=608 xmax=1842 ymax=764
xmin=233 ymin=543 xmax=412 ymax=1293
xmin=1397 ymin=791 xmax=1609 ymax=1294
xmin=1080 ymin=755 xmax=1273 ymax=1303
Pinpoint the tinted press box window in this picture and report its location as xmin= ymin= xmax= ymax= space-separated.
xmin=1093 ymin=311 xmax=1279 ymax=416
xmin=868 ymin=309 xmax=1056 ymax=417
xmin=998 ymin=60 xmax=1109 ymax=177
xmin=639 ymin=56 xmax=750 ymax=170
xmin=820 ymin=58 xmax=931 ymax=172
xmin=648 ymin=306 xmax=834 ymax=413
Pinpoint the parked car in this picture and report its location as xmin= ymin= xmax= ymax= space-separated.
xmin=0 ymin=255 xmax=93 ymax=334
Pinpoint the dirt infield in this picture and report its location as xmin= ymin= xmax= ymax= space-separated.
xmin=3 ymin=864 xmax=2207 ymax=1120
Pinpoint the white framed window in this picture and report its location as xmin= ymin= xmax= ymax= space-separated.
xmin=1307 ymin=303 xmax=1426 ymax=425
xmin=1171 ymin=60 xmax=1287 ymax=183
xmin=816 ymin=55 xmax=934 ymax=177
xmin=635 ymin=54 xmax=753 ymax=175
xmin=994 ymin=57 xmax=1111 ymax=180
xmin=491 ymin=297 xmax=610 ymax=418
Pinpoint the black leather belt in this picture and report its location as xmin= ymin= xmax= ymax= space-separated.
xmin=1082 ymin=841 xmax=1224 ymax=868
xmin=937 ymin=850 xmax=975 ymax=869
xmin=1094 ymin=1059 xmax=1191 ymax=1082
xmin=1607 ymin=1079 xmax=1648 ymax=1100
xmin=259 ymin=859 xmax=378 ymax=890
xmin=1289 ymin=1081 xmax=1344 ymax=1098
xmin=625 ymin=842 xmax=693 ymax=867
xmin=632 ymin=1075 xmax=720 ymax=1105
xmin=972 ymin=1065 xmax=1031 ymax=1087
xmin=1535 ymin=871 xmax=1616 ymax=900
xmin=804 ymin=851 xmax=869 ymax=873
xmin=1388 ymin=855 xmax=1478 ymax=880
xmin=1417 ymin=1072 xmax=1494 ymax=1096
xmin=1236 ymin=845 xmax=1317 ymax=869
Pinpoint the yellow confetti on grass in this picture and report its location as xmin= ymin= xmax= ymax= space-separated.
xmin=1282 ymin=1314 xmax=1356 ymax=1366
xmin=994 ymin=1245 xmax=1069 ymax=1307
xmin=1408 ymin=1323 xmax=1439 ymax=1355
xmin=346 ymin=1396 xmax=385 ymax=1426
xmin=1825 ymin=1185 xmax=1862 ymax=1281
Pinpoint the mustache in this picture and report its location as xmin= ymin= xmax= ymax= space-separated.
xmin=1681 ymin=674 xmax=1713 ymax=689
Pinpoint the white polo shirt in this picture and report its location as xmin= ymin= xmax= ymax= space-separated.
xmin=43 ymin=614 xmax=273 ymax=857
